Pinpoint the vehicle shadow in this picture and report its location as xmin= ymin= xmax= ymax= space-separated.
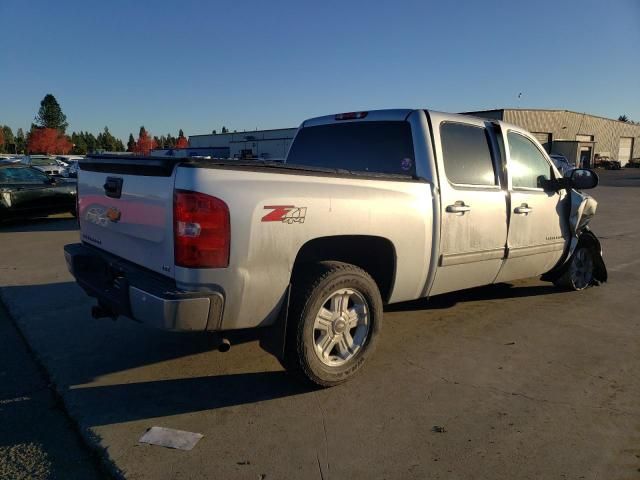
xmin=0 ymin=278 xmax=559 ymax=428
xmin=69 ymin=371 xmax=314 ymax=427
xmin=386 ymin=281 xmax=560 ymax=312
xmin=0 ymin=216 xmax=78 ymax=233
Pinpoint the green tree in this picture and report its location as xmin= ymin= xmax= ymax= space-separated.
xmin=114 ymin=138 xmax=125 ymax=151
xmin=15 ymin=128 xmax=26 ymax=154
xmin=4 ymin=126 xmax=14 ymax=152
xmin=221 ymin=126 xmax=229 ymax=133
xmin=0 ymin=125 xmax=15 ymax=153
xmin=97 ymin=126 xmax=118 ymax=151
xmin=34 ymin=94 xmax=68 ymax=132
xmin=127 ymin=133 xmax=136 ymax=152
xmin=71 ymin=132 xmax=88 ymax=155
xmin=83 ymin=131 xmax=97 ymax=153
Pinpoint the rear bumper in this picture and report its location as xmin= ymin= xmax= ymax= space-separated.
xmin=64 ymin=243 xmax=224 ymax=331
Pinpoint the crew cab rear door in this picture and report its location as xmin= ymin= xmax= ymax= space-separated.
xmin=428 ymin=112 xmax=508 ymax=296
xmin=495 ymin=127 xmax=569 ymax=282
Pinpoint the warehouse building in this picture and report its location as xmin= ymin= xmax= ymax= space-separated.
xmin=187 ymin=128 xmax=297 ymax=160
xmin=465 ymin=109 xmax=640 ymax=167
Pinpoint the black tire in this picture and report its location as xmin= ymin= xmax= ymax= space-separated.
xmin=553 ymin=246 xmax=594 ymax=291
xmin=287 ymin=261 xmax=383 ymax=387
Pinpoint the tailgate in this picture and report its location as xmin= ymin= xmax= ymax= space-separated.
xmin=77 ymin=155 xmax=182 ymax=277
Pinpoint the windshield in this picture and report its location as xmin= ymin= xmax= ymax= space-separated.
xmin=30 ymin=157 xmax=58 ymax=166
xmin=286 ymin=121 xmax=415 ymax=176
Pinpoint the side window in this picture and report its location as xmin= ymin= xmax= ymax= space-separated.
xmin=440 ymin=122 xmax=497 ymax=186
xmin=507 ymin=132 xmax=552 ymax=189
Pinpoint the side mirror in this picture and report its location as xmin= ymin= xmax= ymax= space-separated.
xmin=569 ymin=168 xmax=598 ymax=190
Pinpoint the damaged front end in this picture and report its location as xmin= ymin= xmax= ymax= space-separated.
xmin=542 ymin=189 xmax=607 ymax=285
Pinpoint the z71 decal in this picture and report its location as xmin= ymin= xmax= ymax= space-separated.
xmin=262 ymin=205 xmax=307 ymax=224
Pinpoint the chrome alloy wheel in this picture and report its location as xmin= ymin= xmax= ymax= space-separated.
xmin=312 ymin=288 xmax=370 ymax=367
xmin=569 ymin=247 xmax=594 ymax=290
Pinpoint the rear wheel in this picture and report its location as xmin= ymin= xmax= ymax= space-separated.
xmin=288 ymin=261 xmax=382 ymax=387
xmin=554 ymin=247 xmax=594 ymax=291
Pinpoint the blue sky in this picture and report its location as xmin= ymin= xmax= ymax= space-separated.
xmin=1 ymin=0 xmax=638 ymax=141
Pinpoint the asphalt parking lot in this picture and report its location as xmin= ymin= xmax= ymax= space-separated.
xmin=1 ymin=169 xmax=639 ymax=480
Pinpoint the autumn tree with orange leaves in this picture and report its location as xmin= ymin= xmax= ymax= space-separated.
xmin=175 ymin=129 xmax=188 ymax=149
xmin=27 ymin=128 xmax=72 ymax=154
xmin=132 ymin=126 xmax=158 ymax=156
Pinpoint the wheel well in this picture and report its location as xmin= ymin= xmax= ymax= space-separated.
xmin=292 ymin=236 xmax=396 ymax=302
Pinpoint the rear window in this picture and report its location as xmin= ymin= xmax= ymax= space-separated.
xmin=286 ymin=121 xmax=415 ymax=176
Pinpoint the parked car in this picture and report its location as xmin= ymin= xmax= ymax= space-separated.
xmin=65 ymin=109 xmax=606 ymax=386
xmin=594 ymin=156 xmax=621 ymax=170
xmin=549 ymin=154 xmax=574 ymax=175
xmin=22 ymin=155 xmax=69 ymax=177
xmin=625 ymin=158 xmax=640 ymax=168
xmin=0 ymin=164 xmax=77 ymax=221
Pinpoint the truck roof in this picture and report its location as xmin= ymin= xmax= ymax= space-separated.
xmin=301 ymin=108 xmax=516 ymax=129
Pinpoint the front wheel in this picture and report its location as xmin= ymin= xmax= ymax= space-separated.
xmin=554 ymin=247 xmax=594 ymax=291
xmin=288 ymin=261 xmax=382 ymax=387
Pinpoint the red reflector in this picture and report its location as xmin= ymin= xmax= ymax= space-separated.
xmin=174 ymin=190 xmax=230 ymax=268
xmin=335 ymin=111 xmax=368 ymax=120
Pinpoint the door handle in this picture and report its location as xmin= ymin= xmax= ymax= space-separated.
xmin=514 ymin=204 xmax=533 ymax=215
xmin=446 ymin=202 xmax=471 ymax=214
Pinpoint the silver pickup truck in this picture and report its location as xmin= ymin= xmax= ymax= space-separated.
xmin=64 ymin=109 xmax=606 ymax=386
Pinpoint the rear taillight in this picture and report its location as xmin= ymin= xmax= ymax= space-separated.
xmin=174 ymin=190 xmax=230 ymax=268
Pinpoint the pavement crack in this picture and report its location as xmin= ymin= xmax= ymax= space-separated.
xmin=313 ymin=391 xmax=330 ymax=480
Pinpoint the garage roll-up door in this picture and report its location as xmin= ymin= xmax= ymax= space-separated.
xmin=618 ymin=137 xmax=633 ymax=165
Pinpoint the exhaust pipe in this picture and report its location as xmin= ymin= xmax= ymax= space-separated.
xmin=217 ymin=338 xmax=231 ymax=353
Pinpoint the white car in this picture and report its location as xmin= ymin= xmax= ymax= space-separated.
xmin=22 ymin=155 xmax=69 ymax=177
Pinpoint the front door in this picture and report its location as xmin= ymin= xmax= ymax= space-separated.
xmin=495 ymin=130 xmax=569 ymax=283
xmin=428 ymin=113 xmax=508 ymax=296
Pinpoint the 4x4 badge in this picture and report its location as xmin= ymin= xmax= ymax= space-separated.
xmin=262 ymin=205 xmax=307 ymax=224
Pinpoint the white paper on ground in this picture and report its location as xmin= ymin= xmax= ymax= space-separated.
xmin=139 ymin=426 xmax=204 ymax=451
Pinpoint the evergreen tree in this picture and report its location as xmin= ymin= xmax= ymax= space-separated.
xmin=127 ymin=134 xmax=136 ymax=152
xmin=221 ymin=126 xmax=229 ymax=133
xmin=15 ymin=128 xmax=26 ymax=153
xmin=97 ymin=126 xmax=118 ymax=151
xmin=34 ymin=94 xmax=68 ymax=132
xmin=71 ymin=132 xmax=88 ymax=155
xmin=1 ymin=125 xmax=15 ymax=153
xmin=178 ymin=128 xmax=184 ymax=137
xmin=114 ymin=139 xmax=125 ymax=151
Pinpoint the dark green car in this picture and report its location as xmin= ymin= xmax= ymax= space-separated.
xmin=0 ymin=164 xmax=77 ymax=221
